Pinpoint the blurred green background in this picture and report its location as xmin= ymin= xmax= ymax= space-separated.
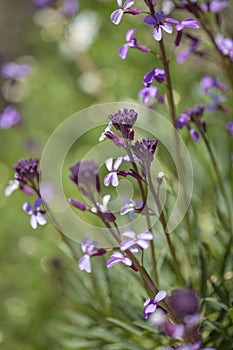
xmin=0 ymin=1 xmax=232 ymax=349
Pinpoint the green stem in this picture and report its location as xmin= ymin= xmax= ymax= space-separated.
xmin=147 ymin=169 xmax=186 ymax=286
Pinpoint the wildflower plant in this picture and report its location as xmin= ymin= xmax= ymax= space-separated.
xmin=2 ymin=0 xmax=233 ymax=349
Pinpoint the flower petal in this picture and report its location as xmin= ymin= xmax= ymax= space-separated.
xmin=104 ymin=173 xmax=113 ymax=186
xmin=122 ymin=229 xmax=136 ymax=239
xmin=34 ymin=198 xmax=42 ymax=211
xmin=107 ymin=257 xmax=121 ymax=267
xmin=154 ymin=290 xmax=167 ymax=302
xmin=145 ymin=303 xmax=157 ymax=315
xmin=30 ymin=215 xmax=38 ymax=229
xmin=119 ymin=44 xmax=130 ymax=59
xmin=153 ymin=27 xmax=162 ymax=41
xmin=137 ymin=239 xmax=150 ymax=250
xmin=124 ymin=0 xmax=134 ymax=9
xmin=138 ymin=231 xmax=153 ymax=240
xmin=78 ymin=255 xmax=92 ymax=273
xmin=144 ymin=15 xmax=156 ymax=26
xmin=120 ymin=240 xmax=135 ymax=251
xmin=36 ymin=213 xmax=47 ymax=226
xmin=102 ymin=194 xmax=111 ymax=207
xmin=126 ymin=28 xmax=136 ymax=41
xmin=111 ymin=172 xmax=119 ymax=187
xmin=114 ymin=156 xmax=123 ymax=170
xmin=161 ymin=22 xmax=173 ymax=34
xmin=110 ymin=9 xmax=123 ymax=25
xmin=122 ymin=256 xmax=132 ymax=266
xmin=117 ymin=0 xmax=122 ymax=7
xmin=105 ymin=157 xmax=113 ymax=171
xmin=22 ymin=201 xmax=33 ymax=214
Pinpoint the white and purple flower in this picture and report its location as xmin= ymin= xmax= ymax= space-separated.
xmin=143 ymin=290 xmax=167 ymax=319
xmin=22 ymin=198 xmax=46 ymax=229
xmin=119 ymin=28 xmax=149 ymax=60
xmin=78 ymin=237 xmax=98 ymax=273
xmin=120 ymin=229 xmax=153 ymax=250
xmin=120 ymin=198 xmax=142 ymax=220
xmin=104 ymin=157 xmax=123 ymax=187
xmin=110 ymin=0 xmax=137 ymax=25
xmin=144 ymin=12 xmax=173 ymax=41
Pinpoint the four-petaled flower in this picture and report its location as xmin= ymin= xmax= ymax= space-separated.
xmin=201 ymin=0 xmax=229 ymax=13
xmin=91 ymin=194 xmax=116 ymax=222
xmin=120 ymin=229 xmax=153 ymax=250
xmin=144 ymin=12 xmax=173 ymax=41
xmin=104 ymin=157 xmax=123 ymax=187
xmin=110 ymin=0 xmax=135 ymax=25
xmin=107 ymin=251 xmax=132 ymax=268
xmin=143 ymin=68 xmax=166 ymax=86
xmin=119 ymin=29 xmax=149 ymax=60
xmin=120 ymin=198 xmax=142 ymax=220
xmin=22 ymin=198 xmax=46 ymax=229
xmin=138 ymin=86 xmax=158 ymax=104
xmin=0 ymin=105 xmax=21 ymax=130
xmin=165 ymin=17 xmax=199 ymax=46
xmin=143 ymin=290 xmax=167 ymax=319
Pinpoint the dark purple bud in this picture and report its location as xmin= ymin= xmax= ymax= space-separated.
xmin=13 ymin=158 xmax=39 ymax=185
xmin=104 ymin=212 xmax=116 ymax=222
xmin=168 ymin=288 xmax=199 ymax=322
xmin=105 ymin=131 xmax=125 ymax=147
xmin=91 ymin=248 xmax=107 ymax=257
xmin=175 ymin=31 xmax=183 ymax=46
xmin=126 ymin=8 xmax=140 ymax=15
xmin=69 ymin=198 xmax=87 ymax=211
xmin=108 ymin=108 xmax=138 ymax=139
xmin=189 ymin=128 xmax=200 ymax=142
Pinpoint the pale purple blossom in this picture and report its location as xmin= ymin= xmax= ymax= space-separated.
xmin=107 ymin=251 xmax=132 ymax=268
xmin=120 ymin=198 xmax=142 ymax=220
xmin=62 ymin=0 xmax=79 ymax=17
xmin=165 ymin=17 xmax=199 ymax=45
xmin=110 ymin=0 xmax=137 ymax=25
xmin=138 ymin=86 xmax=158 ymax=104
xmin=144 ymin=12 xmax=173 ymax=41
xmin=78 ymin=237 xmax=98 ymax=273
xmin=215 ymin=34 xmax=233 ymax=61
xmin=0 ymin=105 xmax=21 ymax=129
xmin=200 ymin=76 xmax=227 ymax=94
xmin=104 ymin=157 xmax=123 ymax=187
xmin=1 ymin=62 xmax=32 ymax=80
xmin=119 ymin=29 xmax=149 ymax=59
xmin=143 ymin=290 xmax=167 ymax=319
xmin=33 ymin=0 xmax=54 ymax=8
xmin=227 ymin=121 xmax=233 ymax=135
xmin=201 ymin=0 xmax=229 ymax=13
xmin=91 ymin=194 xmax=116 ymax=222
xmin=22 ymin=198 xmax=46 ymax=229
xmin=120 ymin=229 xmax=153 ymax=250
xmin=177 ymin=35 xmax=200 ymax=63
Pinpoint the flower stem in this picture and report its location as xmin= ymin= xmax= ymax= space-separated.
xmin=147 ymin=169 xmax=186 ymax=286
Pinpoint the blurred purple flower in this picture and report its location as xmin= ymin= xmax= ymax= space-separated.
xmin=119 ymin=29 xmax=149 ymax=60
xmin=22 ymin=198 xmax=46 ymax=229
xmin=189 ymin=128 xmax=200 ymax=142
xmin=215 ymin=34 xmax=233 ymax=61
xmin=144 ymin=12 xmax=173 ymax=41
xmin=143 ymin=68 xmax=166 ymax=87
xmin=227 ymin=121 xmax=233 ymax=135
xmin=138 ymin=86 xmax=158 ymax=104
xmin=177 ymin=35 xmax=200 ymax=63
xmin=177 ymin=105 xmax=205 ymax=142
xmin=168 ymin=288 xmax=199 ymax=323
xmin=200 ymin=75 xmax=227 ymax=94
xmin=120 ymin=198 xmax=142 ymax=220
xmin=143 ymin=290 xmax=167 ymax=319
xmin=104 ymin=157 xmax=123 ymax=187
xmin=110 ymin=0 xmax=139 ymax=25
xmin=33 ymin=0 xmax=54 ymax=8
xmin=166 ymin=17 xmax=199 ymax=45
xmin=0 ymin=105 xmax=21 ymax=129
xmin=62 ymin=0 xmax=79 ymax=17
xmin=78 ymin=237 xmax=106 ymax=273
xmin=120 ymin=229 xmax=153 ymax=251
xmin=201 ymin=0 xmax=229 ymax=12
xmin=1 ymin=62 xmax=31 ymax=80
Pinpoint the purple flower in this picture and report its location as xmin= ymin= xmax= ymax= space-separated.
xmin=227 ymin=121 xmax=233 ymax=135
xmin=143 ymin=68 xmax=166 ymax=87
xmin=143 ymin=290 xmax=167 ymax=319
xmin=131 ymin=138 xmax=158 ymax=166
xmin=62 ymin=0 xmax=79 ymax=17
xmin=215 ymin=34 xmax=233 ymax=61
xmin=166 ymin=17 xmax=199 ymax=45
xmin=200 ymin=75 xmax=227 ymax=94
xmin=1 ymin=62 xmax=31 ymax=80
xmin=78 ymin=237 xmax=106 ymax=273
xmin=78 ymin=238 xmax=98 ymax=273
xmin=91 ymin=194 xmax=116 ymax=222
xmin=0 ymin=105 xmax=21 ymax=129
xmin=110 ymin=0 xmax=139 ymax=25
xmin=168 ymin=288 xmax=199 ymax=323
xmin=177 ymin=105 xmax=205 ymax=142
xmin=107 ymin=251 xmax=133 ymax=268
xmin=108 ymin=108 xmax=138 ymax=139
xmin=22 ymin=198 xmax=46 ymax=229
xmin=105 ymin=131 xmax=125 ymax=147
xmin=144 ymin=12 xmax=173 ymax=41
xmin=33 ymin=0 xmax=54 ymax=8
xmin=120 ymin=229 xmax=153 ymax=250
xmin=120 ymin=198 xmax=142 ymax=220
xmin=177 ymin=34 xmax=200 ymax=63
xmin=189 ymin=128 xmax=200 ymax=142
xmin=138 ymin=86 xmax=158 ymax=104
xmin=69 ymin=160 xmax=100 ymax=199
xmin=13 ymin=158 xmax=39 ymax=186
xmin=201 ymin=0 xmax=229 ymax=13
xmin=104 ymin=157 xmax=123 ymax=187
xmin=119 ymin=29 xmax=149 ymax=60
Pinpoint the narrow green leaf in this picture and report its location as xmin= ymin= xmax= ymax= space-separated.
xmin=106 ymin=317 xmax=142 ymax=336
